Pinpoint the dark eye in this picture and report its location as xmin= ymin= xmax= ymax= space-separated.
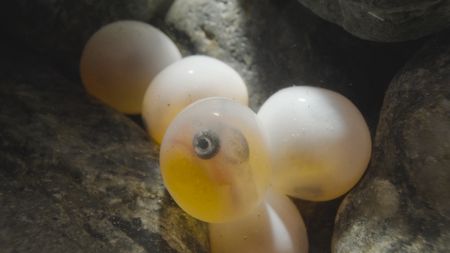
xmin=193 ymin=130 xmax=220 ymax=159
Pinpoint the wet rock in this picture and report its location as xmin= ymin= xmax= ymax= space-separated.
xmin=297 ymin=0 xmax=450 ymax=42
xmin=0 ymin=0 xmax=424 ymax=127
xmin=165 ymin=0 xmax=424 ymax=127
xmin=0 ymin=41 xmax=209 ymax=253
xmin=0 ymin=0 xmax=173 ymax=77
xmin=332 ymin=31 xmax=450 ymax=252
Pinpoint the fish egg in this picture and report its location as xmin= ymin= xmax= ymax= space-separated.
xmin=142 ymin=55 xmax=248 ymax=144
xmin=257 ymin=86 xmax=372 ymax=201
xmin=210 ymin=189 xmax=308 ymax=253
xmin=160 ymin=97 xmax=270 ymax=223
xmin=80 ymin=20 xmax=181 ymax=114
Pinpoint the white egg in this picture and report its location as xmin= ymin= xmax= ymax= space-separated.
xmin=142 ymin=55 xmax=248 ymax=144
xmin=209 ymin=189 xmax=308 ymax=253
xmin=257 ymin=86 xmax=372 ymax=201
xmin=80 ymin=20 xmax=181 ymax=114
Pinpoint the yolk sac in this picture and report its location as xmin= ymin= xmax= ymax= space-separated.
xmin=142 ymin=55 xmax=248 ymax=144
xmin=257 ymin=86 xmax=372 ymax=201
xmin=80 ymin=20 xmax=181 ymax=114
xmin=209 ymin=189 xmax=308 ymax=253
xmin=160 ymin=97 xmax=271 ymax=223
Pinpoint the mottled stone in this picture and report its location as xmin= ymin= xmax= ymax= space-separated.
xmin=165 ymin=0 xmax=424 ymax=128
xmin=0 ymin=41 xmax=208 ymax=253
xmin=0 ymin=0 xmax=424 ymax=127
xmin=333 ymin=31 xmax=450 ymax=252
xmin=297 ymin=0 xmax=450 ymax=42
xmin=0 ymin=0 xmax=172 ymax=77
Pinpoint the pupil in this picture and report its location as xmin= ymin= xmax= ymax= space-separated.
xmin=193 ymin=130 xmax=220 ymax=159
xmin=198 ymin=137 xmax=210 ymax=150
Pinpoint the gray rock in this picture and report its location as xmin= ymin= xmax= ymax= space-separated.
xmin=165 ymin=0 xmax=424 ymax=127
xmin=0 ymin=41 xmax=209 ymax=253
xmin=0 ymin=0 xmax=424 ymax=126
xmin=332 ymin=31 xmax=450 ymax=252
xmin=0 ymin=0 xmax=173 ymax=77
xmin=297 ymin=0 xmax=450 ymax=42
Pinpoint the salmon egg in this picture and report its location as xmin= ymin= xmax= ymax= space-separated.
xmin=142 ymin=55 xmax=248 ymax=144
xmin=160 ymin=97 xmax=270 ymax=223
xmin=80 ymin=20 xmax=181 ymax=114
xmin=257 ymin=86 xmax=372 ymax=201
xmin=210 ymin=189 xmax=308 ymax=253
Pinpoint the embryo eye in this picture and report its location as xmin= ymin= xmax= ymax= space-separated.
xmin=193 ymin=130 xmax=221 ymax=159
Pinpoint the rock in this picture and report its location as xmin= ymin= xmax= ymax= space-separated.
xmin=165 ymin=0 xmax=424 ymax=127
xmin=332 ymin=31 xmax=450 ymax=252
xmin=0 ymin=0 xmax=173 ymax=77
xmin=297 ymin=0 xmax=450 ymax=42
xmin=0 ymin=41 xmax=209 ymax=253
xmin=0 ymin=0 xmax=425 ymax=126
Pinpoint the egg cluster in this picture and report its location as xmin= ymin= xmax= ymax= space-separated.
xmin=81 ymin=20 xmax=372 ymax=253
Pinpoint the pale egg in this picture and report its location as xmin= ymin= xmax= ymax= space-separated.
xmin=80 ymin=20 xmax=181 ymax=114
xmin=257 ymin=86 xmax=372 ymax=201
xmin=209 ymin=189 xmax=308 ymax=253
xmin=142 ymin=55 xmax=248 ymax=144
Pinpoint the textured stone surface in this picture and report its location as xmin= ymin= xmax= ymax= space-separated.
xmin=297 ymin=0 xmax=450 ymax=42
xmin=332 ymin=31 xmax=450 ymax=252
xmin=165 ymin=0 xmax=424 ymax=127
xmin=0 ymin=0 xmax=425 ymax=126
xmin=0 ymin=42 xmax=208 ymax=253
xmin=0 ymin=0 xmax=172 ymax=77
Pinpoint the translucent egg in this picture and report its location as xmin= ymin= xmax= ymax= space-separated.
xmin=142 ymin=55 xmax=248 ymax=144
xmin=160 ymin=97 xmax=270 ymax=223
xmin=80 ymin=20 xmax=181 ymax=114
xmin=209 ymin=189 xmax=308 ymax=253
xmin=257 ymin=86 xmax=372 ymax=201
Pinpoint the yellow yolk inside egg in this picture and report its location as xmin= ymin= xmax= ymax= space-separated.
xmin=160 ymin=98 xmax=270 ymax=223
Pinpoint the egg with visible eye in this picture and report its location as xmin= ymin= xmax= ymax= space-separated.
xmin=257 ymin=86 xmax=372 ymax=201
xmin=160 ymin=97 xmax=270 ymax=223
xmin=80 ymin=20 xmax=181 ymax=114
xmin=142 ymin=55 xmax=248 ymax=144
